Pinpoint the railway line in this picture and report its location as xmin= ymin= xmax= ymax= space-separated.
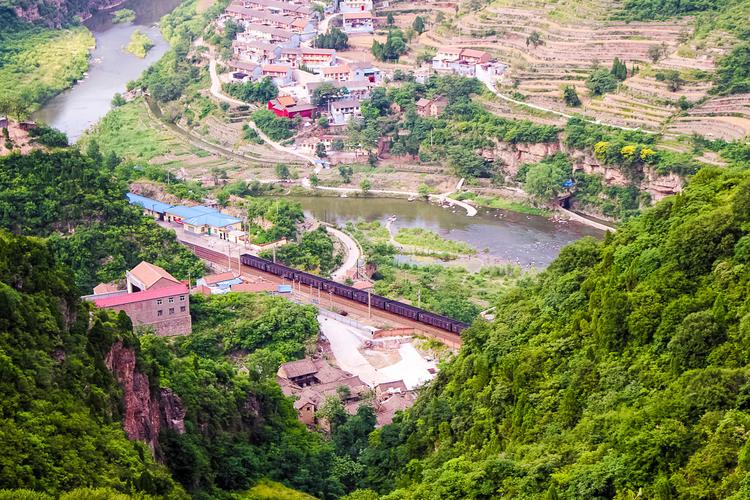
xmin=182 ymin=241 xmax=464 ymax=347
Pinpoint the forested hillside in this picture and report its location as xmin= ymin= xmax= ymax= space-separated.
xmin=0 ymin=231 xmax=183 ymax=497
xmin=358 ymin=167 xmax=750 ymax=498
xmin=0 ymin=150 xmax=204 ymax=291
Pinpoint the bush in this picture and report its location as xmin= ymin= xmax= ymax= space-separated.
xmin=586 ymin=69 xmax=619 ymax=96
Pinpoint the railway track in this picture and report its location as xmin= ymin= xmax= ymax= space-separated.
xmin=182 ymin=241 xmax=463 ymax=348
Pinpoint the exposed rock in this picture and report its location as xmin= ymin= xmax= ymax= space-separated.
xmin=489 ymin=140 xmax=563 ymax=177
xmin=105 ymin=341 xmax=161 ymax=453
xmin=159 ymin=388 xmax=186 ymax=434
xmin=13 ymin=0 xmax=122 ymax=27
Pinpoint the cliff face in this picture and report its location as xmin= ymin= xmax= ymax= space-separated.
xmin=489 ymin=138 xmax=684 ymax=201
xmin=105 ymin=341 xmax=186 ymax=454
xmin=9 ymin=0 xmax=117 ymax=27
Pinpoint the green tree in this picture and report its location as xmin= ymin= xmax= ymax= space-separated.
xmin=339 ymin=165 xmax=353 ymax=183
xmin=586 ymin=69 xmax=619 ymax=96
xmin=562 ymin=85 xmax=581 ymax=106
xmin=412 ymin=16 xmax=426 ymax=34
xmin=524 ymin=154 xmax=571 ymax=202
xmin=275 ymin=163 xmax=291 ymax=179
xmin=360 ymin=178 xmax=372 ymax=193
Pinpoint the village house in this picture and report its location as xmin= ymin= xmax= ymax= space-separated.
xmin=91 ymin=262 xmax=191 ymax=336
xmin=277 ymin=47 xmax=337 ymax=68
xmin=432 ymin=47 xmax=501 ymax=78
xmin=232 ymin=40 xmax=282 ymax=63
xmin=415 ymin=95 xmax=448 ymax=118
xmin=268 ymin=95 xmax=318 ymax=118
xmin=241 ymin=23 xmax=300 ymax=46
xmin=305 ymin=79 xmax=374 ymax=101
xmin=261 ymin=63 xmax=295 ymax=85
xmin=230 ymin=281 xmax=278 ymax=293
xmin=350 ymin=62 xmax=381 ymax=82
xmin=183 ymin=212 xmax=243 ymax=240
xmin=320 ymin=64 xmax=352 ymax=82
xmin=196 ymin=272 xmax=243 ymax=293
xmin=338 ymin=0 xmax=373 ymax=13
xmin=229 ymin=60 xmax=260 ymax=81
xmin=242 ymin=0 xmax=312 ymax=17
xmin=342 ymin=11 xmax=374 ymax=33
xmin=127 ymin=261 xmax=182 ymax=293
xmin=164 ymin=205 xmax=216 ymax=224
xmin=330 ymin=97 xmax=362 ymax=125
xmin=278 ymin=358 xmax=320 ymax=386
xmin=126 ymin=193 xmax=174 ymax=220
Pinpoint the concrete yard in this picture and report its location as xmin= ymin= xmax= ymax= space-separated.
xmin=318 ymin=314 xmax=436 ymax=390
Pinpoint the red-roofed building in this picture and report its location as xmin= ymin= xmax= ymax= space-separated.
xmin=268 ymin=96 xmax=317 ymax=118
xmin=94 ymin=283 xmax=191 ymax=336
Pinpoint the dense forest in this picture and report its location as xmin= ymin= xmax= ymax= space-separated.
xmin=353 ymin=166 xmax=750 ymax=498
xmin=0 ymin=150 xmax=204 ymax=291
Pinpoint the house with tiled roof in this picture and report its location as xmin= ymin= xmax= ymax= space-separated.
xmin=342 ymin=12 xmax=374 ymax=33
xmin=126 ymin=261 xmax=182 ymax=293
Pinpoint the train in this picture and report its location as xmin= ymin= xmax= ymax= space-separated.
xmin=240 ymin=253 xmax=468 ymax=335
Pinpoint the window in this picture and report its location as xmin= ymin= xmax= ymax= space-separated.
xmin=168 ymin=297 xmax=174 ymax=303
xmin=156 ymin=299 xmax=163 ymax=305
xmin=180 ymin=295 xmax=185 ymax=301
xmin=180 ymin=306 xmax=186 ymax=313
xmin=169 ymin=308 xmax=175 ymax=315
xmin=157 ymin=310 xmax=163 ymax=317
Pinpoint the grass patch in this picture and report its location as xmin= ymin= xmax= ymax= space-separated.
xmin=455 ymin=191 xmax=550 ymax=216
xmin=395 ymin=227 xmax=476 ymax=255
xmin=125 ymin=29 xmax=155 ymax=58
xmin=0 ymin=25 xmax=95 ymax=112
xmin=241 ymin=479 xmax=316 ymax=499
xmin=112 ymin=8 xmax=136 ymax=24
xmin=82 ymin=98 xmax=179 ymax=161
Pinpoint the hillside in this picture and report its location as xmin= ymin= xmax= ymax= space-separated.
xmin=413 ymin=0 xmax=750 ymax=141
xmin=0 ymin=149 xmax=204 ymax=292
xmin=357 ymin=166 xmax=750 ymax=498
xmin=0 ymin=231 xmax=183 ymax=497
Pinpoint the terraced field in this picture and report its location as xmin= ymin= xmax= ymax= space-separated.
xmin=414 ymin=0 xmax=749 ymax=141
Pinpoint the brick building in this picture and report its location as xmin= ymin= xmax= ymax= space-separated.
xmin=94 ymin=283 xmax=192 ymax=336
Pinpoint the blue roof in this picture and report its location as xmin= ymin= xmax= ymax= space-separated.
xmin=166 ymin=205 xmax=216 ymax=219
xmin=126 ymin=193 xmax=174 ymax=213
xmin=184 ymin=212 xmax=242 ymax=228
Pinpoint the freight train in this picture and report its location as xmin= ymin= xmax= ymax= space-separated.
xmin=240 ymin=253 xmax=468 ymax=335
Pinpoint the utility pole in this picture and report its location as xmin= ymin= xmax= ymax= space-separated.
xmin=272 ymin=245 xmax=276 ymax=263
xmin=368 ymin=291 xmax=371 ymax=318
xmin=418 ymin=287 xmax=421 ymax=309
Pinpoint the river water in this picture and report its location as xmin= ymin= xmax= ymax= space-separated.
xmin=34 ymin=0 xmax=180 ymax=141
xmin=289 ymin=196 xmax=604 ymax=269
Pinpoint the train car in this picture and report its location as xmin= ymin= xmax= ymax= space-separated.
xmin=239 ymin=253 xmax=465 ymax=335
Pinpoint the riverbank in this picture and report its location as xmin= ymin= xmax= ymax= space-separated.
xmin=0 ymin=25 xmax=95 ymax=114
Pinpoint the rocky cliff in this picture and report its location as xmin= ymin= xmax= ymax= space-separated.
xmin=6 ymin=0 xmax=119 ymax=26
xmin=489 ymin=137 xmax=683 ymax=201
xmin=105 ymin=341 xmax=186 ymax=455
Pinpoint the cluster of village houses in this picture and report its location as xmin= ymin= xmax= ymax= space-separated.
xmin=218 ymin=0 xmax=506 ymax=148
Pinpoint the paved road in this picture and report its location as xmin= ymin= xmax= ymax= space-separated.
xmin=206 ymin=55 xmax=318 ymax=166
xmin=319 ymin=314 xmax=436 ymax=389
xmin=326 ymin=225 xmax=362 ymax=281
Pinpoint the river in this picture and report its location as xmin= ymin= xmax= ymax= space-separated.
xmin=34 ymin=0 xmax=180 ymax=141
xmin=288 ymin=196 xmax=604 ymax=269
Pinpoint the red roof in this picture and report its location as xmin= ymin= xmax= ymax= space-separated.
xmin=94 ymin=284 xmax=189 ymax=308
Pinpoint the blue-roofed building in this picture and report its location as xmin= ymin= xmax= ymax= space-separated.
xmin=165 ymin=205 xmax=216 ymax=224
xmin=184 ymin=212 xmax=243 ymax=239
xmin=126 ymin=193 xmax=175 ymax=220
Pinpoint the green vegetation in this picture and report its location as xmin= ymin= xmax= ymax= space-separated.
xmin=241 ymin=479 xmax=317 ymax=499
xmin=714 ymin=43 xmax=750 ymax=95
xmin=112 ymin=8 xmax=136 ymax=24
xmin=246 ymin=197 xmax=304 ymax=243
xmin=83 ymin=98 xmax=175 ymax=162
xmin=314 ymin=27 xmax=349 ymax=50
xmin=0 ymin=23 xmax=94 ymax=114
xmin=394 ymin=227 xmax=477 ymax=255
xmin=347 ymin=221 xmax=522 ymax=323
xmin=562 ymin=85 xmax=581 ymax=106
xmin=586 ymin=68 xmax=619 ymax=96
xmin=125 ymin=29 xmax=154 ymax=58
xmin=224 ymin=77 xmax=278 ymax=103
xmin=261 ymin=226 xmax=342 ymax=276
xmin=0 ymin=149 xmax=204 ymax=291
xmin=252 ymin=108 xmax=296 ymax=141
xmin=519 ymin=153 xmax=572 ymax=203
xmin=357 ymin=165 xmax=750 ymax=498
xmin=0 ymin=232 xmax=183 ymax=497
xmin=617 ymin=0 xmax=730 ymax=20
xmin=453 ymin=191 xmax=551 ymax=216
xmin=371 ymin=28 xmax=408 ymax=61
